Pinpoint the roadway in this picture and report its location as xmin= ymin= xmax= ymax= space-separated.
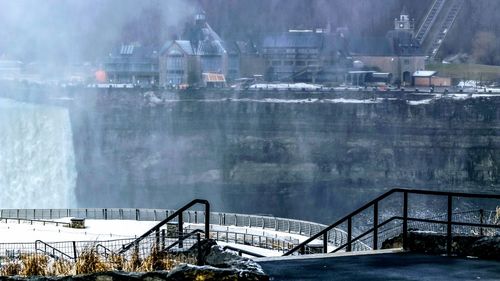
xmin=258 ymin=252 xmax=500 ymax=281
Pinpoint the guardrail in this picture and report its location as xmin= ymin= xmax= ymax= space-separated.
xmin=360 ymin=209 xmax=499 ymax=249
xmin=185 ymin=225 xmax=298 ymax=253
xmin=118 ymin=199 xmax=210 ymax=254
xmin=0 ymin=207 xmax=359 ymax=251
xmin=35 ymin=240 xmax=75 ymax=260
xmin=0 ymin=217 xmax=70 ymax=227
xmin=284 ymin=188 xmax=500 ymax=256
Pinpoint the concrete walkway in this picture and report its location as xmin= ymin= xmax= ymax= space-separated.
xmin=258 ymin=252 xmax=500 ymax=281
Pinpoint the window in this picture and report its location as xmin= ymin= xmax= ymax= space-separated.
xmin=296 ymin=61 xmax=306 ymax=66
xmin=167 ymin=55 xmax=185 ymax=70
xmin=272 ymin=61 xmax=282 ymax=66
xmin=201 ymin=56 xmax=222 ymax=72
xmin=404 ymin=59 xmax=410 ymax=65
xmin=284 ymin=61 xmax=294 ymax=66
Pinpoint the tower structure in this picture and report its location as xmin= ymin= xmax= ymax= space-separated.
xmin=394 ymin=6 xmax=415 ymax=34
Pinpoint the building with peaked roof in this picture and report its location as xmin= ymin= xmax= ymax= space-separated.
xmin=159 ymin=12 xmax=228 ymax=88
xmin=159 ymin=40 xmax=199 ymax=87
xmin=261 ymin=28 xmax=349 ymax=83
xmin=159 ymin=11 xmax=263 ymax=88
xmin=103 ymin=44 xmax=159 ymax=86
xmin=348 ymin=8 xmax=425 ymax=85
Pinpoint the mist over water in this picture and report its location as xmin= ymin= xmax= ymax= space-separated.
xmin=0 ymin=98 xmax=76 ymax=208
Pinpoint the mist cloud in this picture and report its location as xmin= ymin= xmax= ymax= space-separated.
xmin=0 ymin=0 xmax=196 ymax=62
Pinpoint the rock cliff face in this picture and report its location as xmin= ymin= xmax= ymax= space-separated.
xmin=66 ymin=90 xmax=500 ymax=223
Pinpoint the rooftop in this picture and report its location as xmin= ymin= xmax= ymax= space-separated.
xmin=413 ymin=70 xmax=437 ymax=77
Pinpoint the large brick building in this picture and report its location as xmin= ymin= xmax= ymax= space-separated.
xmin=261 ymin=27 xmax=348 ymax=83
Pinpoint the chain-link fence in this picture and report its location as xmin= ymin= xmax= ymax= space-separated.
xmin=0 ymin=232 xmax=201 ymax=276
xmin=0 ymin=208 xmax=360 ymax=252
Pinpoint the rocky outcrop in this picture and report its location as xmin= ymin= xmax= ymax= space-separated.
xmin=382 ymin=231 xmax=500 ymax=260
xmin=470 ymin=236 xmax=500 ymax=260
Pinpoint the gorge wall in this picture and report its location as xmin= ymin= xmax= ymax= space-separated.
xmin=1 ymin=84 xmax=498 ymax=223
xmin=68 ymin=90 xmax=500 ymax=223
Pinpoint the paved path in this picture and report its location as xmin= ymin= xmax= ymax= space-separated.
xmin=258 ymin=253 xmax=500 ymax=281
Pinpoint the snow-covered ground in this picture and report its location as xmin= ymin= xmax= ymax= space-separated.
xmin=249 ymin=83 xmax=323 ymax=90
xmin=0 ymin=218 xmax=327 ymax=257
xmin=0 ymin=218 xmax=158 ymax=243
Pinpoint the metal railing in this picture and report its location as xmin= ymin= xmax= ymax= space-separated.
xmin=0 ymin=208 xmax=353 ymax=250
xmin=361 ymin=209 xmax=499 ymax=249
xmin=119 ymin=199 xmax=210 ymax=254
xmin=0 ymin=217 xmax=70 ymax=227
xmin=35 ymin=240 xmax=75 ymax=260
xmin=284 ymin=188 xmax=500 ymax=256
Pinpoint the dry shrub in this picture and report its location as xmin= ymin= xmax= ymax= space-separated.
xmin=139 ymin=244 xmax=165 ymax=272
xmin=75 ymin=247 xmax=109 ymax=274
xmin=122 ymin=244 xmax=198 ymax=272
xmin=495 ymin=206 xmax=500 ymax=224
xmin=0 ymin=260 xmax=22 ymax=276
xmin=163 ymin=253 xmax=198 ymax=271
xmin=124 ymin=246 xmax=141 ymax=272
xmin=107 ymin=253 xmax=124 ymax=271
xmin=47 ymin=259 xmax=74 ymax=276
xmin=20 ymin=254 xmax=47 ymax=276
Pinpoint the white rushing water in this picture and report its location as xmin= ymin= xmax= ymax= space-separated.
xmin=0 ymin=98 xmax=77 ymax=208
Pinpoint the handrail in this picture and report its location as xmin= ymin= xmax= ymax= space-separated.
xmin=95 ymin=243 xmax=114 ymax=257
xmin=163 ymin=229 xmax=205 ymax=252
xmin=222 ymin=245 xmax=265 ymax=258
xmin=0 ymin=217 xmax=70 ymax=227
xmin=284 ymin=188 xmax=500 ymax=256
xmin=119 ymin=199 xmax=210 ymax=253
xmin=331 ymin=216 xmax=500 ymax=254
xmin=185 ymin=225 xmax=299 ymax=251
xmin=0 ymin=208 xmax=340 ymax=243
xmin=35 ymin=240 xmax=75 ymax=260
xmin=372 ymin=209 xmax=497 ymax=240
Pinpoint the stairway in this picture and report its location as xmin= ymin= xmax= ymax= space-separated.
xmin=417 ymin=0 xmax=465 ymax=61
xmin=415 ymin=0 xmax=446 ymax=45
xmin=426 ymin=0 xmax=464 ymax=60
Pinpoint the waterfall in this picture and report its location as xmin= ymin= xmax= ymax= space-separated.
xmin=0 ymin=98 xmax=77 ymax=208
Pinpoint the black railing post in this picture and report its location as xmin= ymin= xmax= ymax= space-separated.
xmin=155 ymin=229 xmax=160 ymax=252
xmin=347 ymin=217 xmax=352 ymax=252
xmin=446 ymin=195 xmax=452 ymax=256
xmin=196 ymin=233 xmax=202 ymax=266
xmin=73 ymin=241 xmax=77 ymax=260
xmin=373 ymin=201 xmax=379 ymax=250
xmin=479 ymin=209 xmax=484 ymax=236
xmin=402 ymin=191 xmax=408 ymax=251
xmin=178 ymin=213 xmax=184 ymax=248
xmin=161 ymin=229 xmax=166 ymax=250
xmin=323 ymin=232 xmax=328 ymax=253
xmin=300 ymin=245 xmax=305 ymax=255
xmin=205 ymin=203 xmax=210 ymax=238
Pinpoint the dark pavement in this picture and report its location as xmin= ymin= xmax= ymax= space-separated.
xmin=258 ymin=253 xmax=500 ymax=281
